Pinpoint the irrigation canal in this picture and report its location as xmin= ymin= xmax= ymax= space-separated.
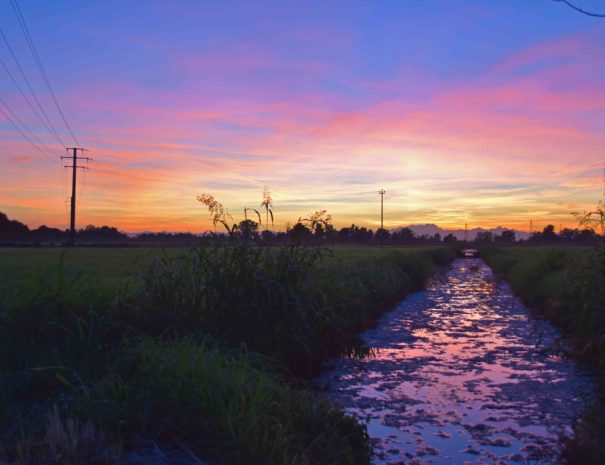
xmin=315 ymin=258 xmax=596 ymax=465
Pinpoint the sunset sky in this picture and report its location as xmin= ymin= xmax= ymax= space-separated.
xmin=0 ymin=0 xmax=604 ymax=233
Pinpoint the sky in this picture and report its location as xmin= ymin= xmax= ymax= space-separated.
xmin=0 ymin=0 xmax=604 ymax=233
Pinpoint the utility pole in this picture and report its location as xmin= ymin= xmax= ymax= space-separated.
xmin=378 ymin=189 xmax=386 ymax=250
xmin=62 ymin=147 xmax=90 ymax=246
xmin=464 ymin=222 xmax=468 ymax=242
xmin=529 ymin=219 xmax=533 ymax=239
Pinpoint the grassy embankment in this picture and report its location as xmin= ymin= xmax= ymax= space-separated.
xmin=482 ymin=245 xmax=605 ymax=465
xmin=0 ymin=244 xmax=454 ymax=465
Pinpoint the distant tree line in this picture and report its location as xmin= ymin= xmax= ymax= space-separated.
xmin=471 ymin=224 xmax=601 ymax=245
xmin=2 ymin=211 xmax=601 ymax=246
xmin=0 ymin=212 xmax=127 ymax=244
xmin=527 ymin=224 xmax=600 ymax=245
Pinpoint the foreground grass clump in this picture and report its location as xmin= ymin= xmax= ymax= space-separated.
xmin=0 ymin=243 xmax=453 ymax=464
xmin=88 ymin=339 xmax=371 ymax=465
xmin=481 ymin=245 xmax=605 ymax=465
xmin=131 ymin=245 xmax=454 ymax=375
xmin=0 ymin=338 xmax=370 ymax=465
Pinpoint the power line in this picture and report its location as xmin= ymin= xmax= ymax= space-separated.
xmin=0 ymin=52 xmax=61 ymax=145
xmin=0 ymin=102 xmax=60 ymax=164
xmin=553 ymin=0 xmax=605 ymax=17
xmin=0 ymin=94 xmax=62 ymax=158
xmin=10 ymin=0 xmax=80 ymax=146
xmin=0 ymin=29 xmax=65 ymax=146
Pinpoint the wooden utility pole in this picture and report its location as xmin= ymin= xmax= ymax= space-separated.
xmin=62 ymin=147 xmax=89 ymax=246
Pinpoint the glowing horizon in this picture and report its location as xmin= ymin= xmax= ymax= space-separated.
xmin=1 ymin=1 xmax=604 ymax=233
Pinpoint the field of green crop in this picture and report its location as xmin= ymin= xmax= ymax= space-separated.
xmin=0 ymin=244 xmax=437 ymax=288
xmin=0 ymin=243 xmax=454 ymax=465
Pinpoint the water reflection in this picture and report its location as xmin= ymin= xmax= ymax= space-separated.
xmin=316 ymin=259 xmax=595 ymax=465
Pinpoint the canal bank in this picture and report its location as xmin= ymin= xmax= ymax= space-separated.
xmin=316 ymin=258 xmax=596 ymax=465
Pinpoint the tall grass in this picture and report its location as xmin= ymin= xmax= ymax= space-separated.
xmin=128 ymin=244 xmax=454 ymax=375
xmin=91 ymin=338 xmax=370 ymax=465
xmin=0 ymin=243 xmax=454 ymax=464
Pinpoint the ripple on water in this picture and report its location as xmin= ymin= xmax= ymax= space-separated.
xmin=315 ymin=258 xmax=596 ymax=465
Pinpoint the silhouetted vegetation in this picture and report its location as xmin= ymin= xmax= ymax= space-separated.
xmin=0 ymin=212 xmax=128 ymax=245
xmin=7 ymin=208 xmax=600 ymax=249
xmin=525 ymin=224 xmax=600 ymax=245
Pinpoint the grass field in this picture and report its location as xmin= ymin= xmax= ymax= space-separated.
xmin=0 ymin=244 xmax=438 ymax=288
xmin=0 ymin=243 xmax=454 ymax=465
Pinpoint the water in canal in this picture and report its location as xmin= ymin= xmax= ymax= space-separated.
xmin=315 ymin=259 xmax=595 ymax=465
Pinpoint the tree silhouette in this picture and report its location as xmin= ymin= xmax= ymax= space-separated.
xmin=238 ymin=219 xmax=259 ymax=240
xmin=244 ymin=207 xmax=262 ymax=227
xmin=288 ymin=222 xmax=312 ymax=243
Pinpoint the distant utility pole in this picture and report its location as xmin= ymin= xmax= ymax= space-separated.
xmin=464 ymin=223 xmax=468 ymax=242
xmin=379 ymin=189 xmax=386 ymax=250
xmin=62 ymin=147 xmax=90 ymax=246
xmin=529 ymin=219 xmax=533 ymax=237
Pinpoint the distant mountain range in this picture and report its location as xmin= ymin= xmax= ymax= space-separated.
xmin=392 ymin=224 xmax=530 ymax=241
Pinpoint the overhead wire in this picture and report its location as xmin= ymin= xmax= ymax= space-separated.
xmin=0 ymin=29 xmax=66 ymax=147
xmin=0 ymin=101 xmax=60 ymax=164
xmin=10 ymin=0 xmax=80 ymax=146
xmin=553 ymin=0 xmax=605 ymax=17
xmin=0 ymin=94 xmax=62 ymax=158
xmin=0 ymin=1 xmax=89 ymax=230
xmin=0 ymin=52 xmax=61 ymax=144
xmin=8 ymin=0 xmax=90 ymax=227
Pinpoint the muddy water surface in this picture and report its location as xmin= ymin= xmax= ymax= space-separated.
xmin=316 ymin=259 xmax=595 ymax=465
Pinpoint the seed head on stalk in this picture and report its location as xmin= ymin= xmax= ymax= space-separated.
xmin=261 ymin=186 xmax=274 ymax=230
xmin=197 ymin=193 xmax=233 ymax=233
